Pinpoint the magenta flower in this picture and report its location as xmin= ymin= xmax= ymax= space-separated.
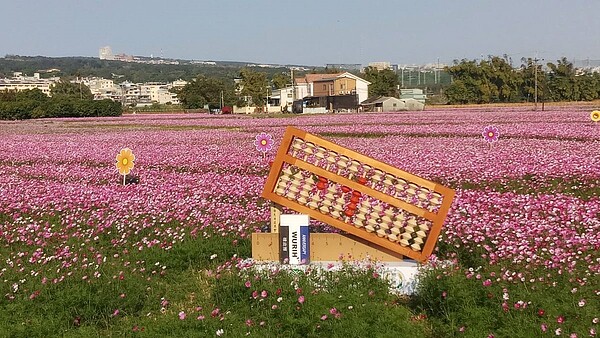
xmin=298 ymin=295 xmax=305 ymax=304
xmin=482 ymin=125 xmax=499 ymax=143
xmin=178 ymin=311 xmax=186 ymax=320
xmin=254 ymin=132 xmax=274 ymax=153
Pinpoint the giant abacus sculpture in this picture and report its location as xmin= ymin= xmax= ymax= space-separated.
xmin=259 ymin=126 xmax=455 ymax=263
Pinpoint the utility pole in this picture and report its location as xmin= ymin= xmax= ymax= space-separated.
xmin=266 ymin=87 xmax=269 ymax=113
xmin=290 ymin=68 xmax=295 ymax=102
xmin=533 ymin=53 xmax=543 ymax=111
xmin=401 ymin=68 xmax=404 ymax=88
xmin=534 ymin=57 xmax=538 ymax=111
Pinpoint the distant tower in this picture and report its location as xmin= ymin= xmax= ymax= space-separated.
xmin=99 ymin=46 xmax=114 ymax=60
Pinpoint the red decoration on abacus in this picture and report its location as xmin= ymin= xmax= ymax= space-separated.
xmin=357 ymin=177 xmax=367 ymax=185
xmin=344 ymin=209 xmax=355 ymax=217
xmin=341 ymin=186 xmax=351 ymax=193
xmin=347 ymin=203 xmax=357 ymax=210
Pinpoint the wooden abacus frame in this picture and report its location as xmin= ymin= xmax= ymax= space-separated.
xmin=261 ymin=126 xmax=455 ymax=262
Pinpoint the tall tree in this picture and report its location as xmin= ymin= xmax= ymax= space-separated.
xmin=173 ymin=75 xmax=233 ymax=109
xmin=50 ymin=80 xmax=93 ymax=100
xmin=271 ymin=72 xmax=290 ymax=89
xmin=546 ymin=57 xmax=578 ymax=101
xmin=362 ymin=66 xmax=399 ymax=97
xmin=237 ymin=68 xmax=268 ymax=107
xmin=520 ymin=57 xmax=547 ymax=103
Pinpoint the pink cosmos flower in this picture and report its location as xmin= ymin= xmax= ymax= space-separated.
xmin=178 ymin=311 xmax=186 ymax=320
xmin=482 ymin=125 xmax=499 ymax=143
xmin=254 ymin=133 xmax=274 ymax=153
xmin=298 ymin=295 xmax=305 ymax=304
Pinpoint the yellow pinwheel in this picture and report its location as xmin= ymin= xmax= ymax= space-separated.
xmin=591 ymin=110 xmax=600 ymax=122
xmin=116 ymin=148 xmax=135 ymax=176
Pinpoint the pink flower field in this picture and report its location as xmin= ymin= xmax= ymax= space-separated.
xmin=0 ymin=106 xmax=599 ymax=336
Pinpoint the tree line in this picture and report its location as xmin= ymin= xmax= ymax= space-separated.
xmin=444 ymin=56 xmax=600 ymax=104
xmin=173 ymin=68 xmax=277 ymax=110
xmin=0 ymin=56 xmax=295 ymax=84
xmin=0 ymin=81 xmax=121 ymax=120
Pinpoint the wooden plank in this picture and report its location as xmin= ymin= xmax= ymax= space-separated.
xmin=270 ymin=204 xmax=282 ymax=233
xmin=252 ymin=233 xmax=404 ymax=262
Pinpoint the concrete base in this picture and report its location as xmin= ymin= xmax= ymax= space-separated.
xmin=244 ymin=259 xmax=421 ymax=295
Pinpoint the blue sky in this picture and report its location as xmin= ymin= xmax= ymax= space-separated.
xmin=2 ymin=0 xmax=599 ymax=66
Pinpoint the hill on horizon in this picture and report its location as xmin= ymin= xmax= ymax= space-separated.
xmin=0 ymin=55 xmax=320 ymax=84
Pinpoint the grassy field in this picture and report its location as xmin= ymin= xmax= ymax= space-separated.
xmin=0 ymin=107 xmax=598 ymax=337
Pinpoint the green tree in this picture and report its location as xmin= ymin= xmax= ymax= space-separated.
xmin=173 ymin=75 xmax=234 ymax=109
xmin=362 ymin=66 xmax=399 ymax=97
xmin=445 ymin=57 xmax=522 ymax=104
xmin=50 ymin=80 xmax=94 ymax=100
xmin=520 ymin=58 xmax=547 ymax=103
xmin=271 ymin=72 xmax=290 ymax=89
xmin=237 ymin=68 xmax=268 ymax=107
xmin=444 ymin=60 xmax=482 ymax=104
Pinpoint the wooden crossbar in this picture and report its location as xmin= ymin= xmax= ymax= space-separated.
xmin=261 ymin=126 xmax=455 ymax=262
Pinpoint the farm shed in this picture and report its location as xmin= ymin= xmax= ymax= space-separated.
xmin=360 ymin=96 xmax=424 ymax=112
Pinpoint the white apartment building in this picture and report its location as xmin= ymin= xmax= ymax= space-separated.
xmin=0 ymin=72 xmax=60 ymax=96
xmin=140 ymin=83 xmax=180 ymax=105
xmin=2 ymin=70 xmax=182 ymax=106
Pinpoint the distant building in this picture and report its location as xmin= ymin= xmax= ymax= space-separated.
xmin=0 ymin=72 xmax=60 ymax=96
xmin=141 ymin=83 xmax=180 ymax=105
xmin=114 ymin=53 xmax=134 ymax=62
xmin=294 ymin=72 xmax=370 ymax=104
xmin=360 ymin=96 xmax=424 ymax=112
xmin=326 ymin=64 xmax=363 ymax=71
xmin=368 ymin=61 xmax=397 ymax=71
xmin=400 ymin=88 xmax=427 ymax=103
xmin=99 ymin=46 xmax=114 ymax=60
